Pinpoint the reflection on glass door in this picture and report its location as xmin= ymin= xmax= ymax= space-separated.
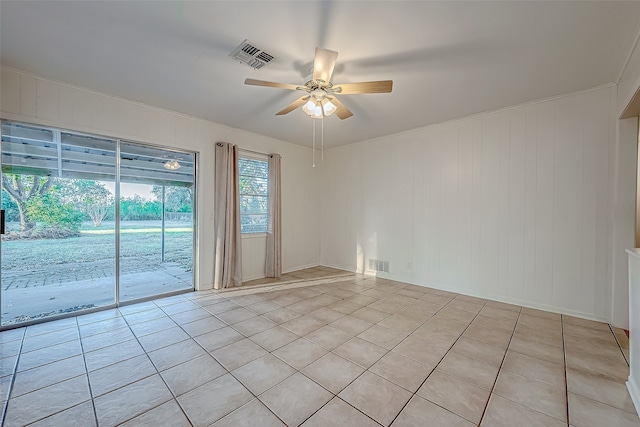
xmin=118 ymin=142 xmax=194 ymax=302
xmin=1 ymin=123 xmax=116 ymax=327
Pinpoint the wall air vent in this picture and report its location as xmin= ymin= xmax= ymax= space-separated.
xmin=368 ymin=259 xmax=389 ymax=273
xmin=229 ymin=39 xmax=275 ymax=70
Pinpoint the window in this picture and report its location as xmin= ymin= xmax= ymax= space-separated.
xmin=238 ymin=157 xmax=268 ymax=233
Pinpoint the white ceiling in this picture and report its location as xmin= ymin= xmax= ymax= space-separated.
xmin=1 ymin=1 xmax=640 ymax=148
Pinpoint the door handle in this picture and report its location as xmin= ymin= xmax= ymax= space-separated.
xmin=1 ymin=210 xmax=5 ymax=235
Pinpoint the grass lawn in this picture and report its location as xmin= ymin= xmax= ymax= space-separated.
xmin=2 ymin=220 xmax=193 ymax=270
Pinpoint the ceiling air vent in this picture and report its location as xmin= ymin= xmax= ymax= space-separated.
xmin=229 ymin=39 xmax=275 ymax=70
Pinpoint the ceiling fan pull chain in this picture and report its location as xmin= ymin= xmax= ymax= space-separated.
xmin=312 ymin=119 xmax=316 ymax=168
xmin=321 ymin=116 xmax=324 ymax=162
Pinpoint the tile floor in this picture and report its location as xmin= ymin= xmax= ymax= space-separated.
xmin=0 ymin=270 xmax=638 ymax=426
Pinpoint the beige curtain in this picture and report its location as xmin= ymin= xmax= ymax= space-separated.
xmin=265 ymin=153 xmax=282 ymax=278
xmin=213 ymin=142 xmax=242 ymax=289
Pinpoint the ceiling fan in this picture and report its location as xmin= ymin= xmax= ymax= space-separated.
xmin=244 ymin=47 xmax=393 ymax=120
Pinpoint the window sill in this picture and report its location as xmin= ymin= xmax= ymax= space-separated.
xmin=241 ymin=232 xmax=267 ymax=239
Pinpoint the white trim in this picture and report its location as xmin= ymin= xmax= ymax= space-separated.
xmin=627 ymin=377 xmax=640 ymax=416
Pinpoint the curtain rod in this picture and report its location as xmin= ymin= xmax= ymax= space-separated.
xmin=238 ymin=147 xmax=270 ymax=157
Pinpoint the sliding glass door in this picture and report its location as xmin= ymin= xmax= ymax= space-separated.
xmin=0 ymin=122 xmax=195 ymax=328
xmin=118 ymin=142 xmax=195 ymax=302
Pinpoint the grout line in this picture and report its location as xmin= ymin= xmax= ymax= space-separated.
xmin=0 ymin=327 xmax=26 ymax=426
xmin=608 ymin=324 xmax=630 ymax=366
xmin=561 ymin=315 xmax=570 ymax=425
xmin=476 ymin=306 xmax=521 ymax=425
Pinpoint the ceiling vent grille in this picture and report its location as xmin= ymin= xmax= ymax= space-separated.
xmin=229 ymin=39 xmax=275 ymax=70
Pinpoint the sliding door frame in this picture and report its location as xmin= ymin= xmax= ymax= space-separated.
xmin=0 ymin=120 xmax=198 ymax=330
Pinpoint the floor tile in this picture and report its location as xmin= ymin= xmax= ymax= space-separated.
xmin=21 ymin=327 xmax=79 ymax=353
xmin=520 ymin=307 xmax=561 ymax=321
xmin=480 ymin=305 xmax=520 ymax=321
xmin=262 ymin=307 xmax=301 ymax=325
xmin=451 ymin=336 xmax=506 ymax=367
xmin=564 ymin=347 xmax=629 ymax=383
xmin=481 ymin=393 xmax=566 ymax=426
xmin=178 ymin=373 xmax=253 ymax=426
xmin=501 ymin=350 xmax=565 ymax=388
xmin=17 ymin=340 xmax=83 ymax=372
xmin=513 ymin=322 xmax=563 ymax=348
xmin=128 ymin=316 xmax=177 ymax=337
xmin=339 ymin=371 xmax=412 ymax=426
xmin=281 ymin=316 xmax=326 ymax=335
xmin=216 ymin=307 xmax=257 ymax=325
xmin=0 ymin=354 xmax=17 ymax=377
xmin=11 ymin=354 xmax=86 ymax=398
xmin=181 ymin=316 xmax=227 ymax=337
xmin=392 ymin=335 xmax=448 ymax=366
xmin=307 ymin=306 xmax=346 ymax=323
xmin=122 ymin=307 xmax=168 ymax=325
xmin=148 ymin=338 xmax=207 ymax=371
xmin=94 ymin=374 xmax=172 ymax=426
xmin=418 ymin=370 xmax=490 ymax=424
xmin=84 ymin=339 xmax=144 ymax=372
xmin=462 ymin=324 xmax=512 ymax=348
xmin=567 ymin=367 xmax=637 ymax=414
xmin=232 ymin=354 xmax=296 ymax=395
xmin=259 ymin=372 xmax=332 ymax=426
xmin=4 ymin=375 xmax=91 ymax=427
xmin=509 ymin=335 xmax=565 ymax=365
xmin=392 ymin=395 xmax=473 ymax=427
xmin=333 ymin=337 xmax=388 ymax=368
xmin=568 ymin=392 xmax=640 ymax=427
xmin=472 ymin=314 xmax=516 ymax=335
xmin=161 ymin=354 xmax=227 ymax=396
xmin=351 ymin=306 xmax=390 ymax=323
xmin=232 ymin=316 xmax=277 ymax=336
xmin=377 ymin=313 xmax=423 ymax=334
xmin=301 ymin=396 xmax=379 ymax=427
xmin=136 ymin=325 xmax=190 ymax=352
xmin=306 ymin=325 xmax=353 ymax=350
xmin=245 ymin=300 xmax=282 ymax=315
xmin=448 ymin=299 xmax=485 ymax=314
xmin=88 ymin=353 xmax=156 ymax=397
xmin=517 ymin=314 xmax=562 ymax=334
xmin=28 ymin=401 xmax=96 ymax=427
xmin=250 ymin=326 xmax=299 ymax=351
xmin=437 ymin=351 xmax=500 ymax=390
xmin=211 ymin=338 xmax=269 ymax=371
xmin=493 ymin=369 xmax=566 ymax=422
xmin=410 ymin=324 xmax=461 ymax=349
xmin=357 ymin=324 xmax=405 ymax=350
xmin=272 ymin=338 xmax=328 ymax=369
xmin=3 ymin=273 xmax=639 ymax=427
xmin=213 ymin=399 xmax=285 ymax=427
xmin=303 ymin=352 xmax=365 ymax=394
xmin=80 ymin=326 xmax=135 ymax=353
xmin=369 ymin=351 xmax=433 ymax=392
xmin=194 ymin=326 xmax=245 ymax=352
xmin=120 ymin=400 xmax=191 ymax=427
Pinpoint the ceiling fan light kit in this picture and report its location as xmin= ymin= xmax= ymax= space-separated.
xmin=244 ymin=47 xmax=393 ymax=164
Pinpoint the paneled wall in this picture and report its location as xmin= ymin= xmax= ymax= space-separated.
xmin=321 ymin=86 xmax=618 ymax=323
xmin=0 ymin=66 xmax=321 ymax=288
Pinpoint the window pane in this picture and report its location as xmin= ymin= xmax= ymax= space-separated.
xmin=238 ymin=157 xmax=268 ymax=233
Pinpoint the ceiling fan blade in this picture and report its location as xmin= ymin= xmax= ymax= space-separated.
xmin=244 ymin=78 xmax=301 ymax=91
xmin=328 ymin=96 xmax=353 ymax=120
xmin=276 ymin=96 xmax=310 ymax=116
xmin=333 ymin=80 xmax=393 ymax=94
xmin=312 ymin=48 xmax=338 ymax=84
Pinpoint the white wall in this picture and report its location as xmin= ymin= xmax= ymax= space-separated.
xmin=0 ymin=66 xmax=320 ymax=289
xmin=321 ymin=85 xmax=619 ymax=324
